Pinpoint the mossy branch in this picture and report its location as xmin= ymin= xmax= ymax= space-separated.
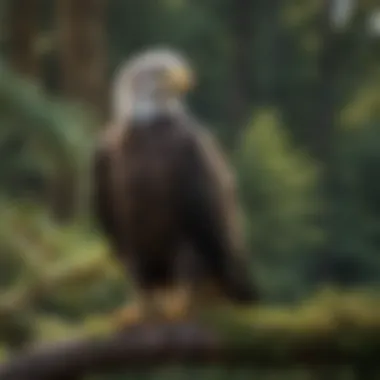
xmin=0 ymin=300 xmax=379 ymax=380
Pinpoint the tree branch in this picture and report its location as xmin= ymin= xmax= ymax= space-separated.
xmin=0 ymin=320 xmax=379 ymax=380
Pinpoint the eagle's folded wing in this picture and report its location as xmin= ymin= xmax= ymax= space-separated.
xmin=180 ymin=126 xmax=258 ymax=303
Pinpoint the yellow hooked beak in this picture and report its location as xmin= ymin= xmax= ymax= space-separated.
xmin=166 ymin=65 xmax=194 ymax=93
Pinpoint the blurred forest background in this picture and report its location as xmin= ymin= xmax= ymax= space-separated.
xmin=0 ymin=0 xmax=379 ymax=378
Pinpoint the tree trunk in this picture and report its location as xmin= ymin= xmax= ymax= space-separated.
xmin=310 ymin=0 xmax=341 ymax=163
xmin=51 ymin=0 xmax=107 ymax=222
xmin=254 ymin=0 xmax=281 ymax=106
xmin=56 ymin=0 xmax=107 ymax=120
xmin=311 ymin=0 xmax=354 ymax=284
xmin=228 ymin=0 xmax=252 ymax=132
xmin=8 ymin=0 xmax=40 ymax=78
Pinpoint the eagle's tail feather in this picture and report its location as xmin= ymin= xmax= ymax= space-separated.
xmin=218 ymin=258 xmax=260 ymax=304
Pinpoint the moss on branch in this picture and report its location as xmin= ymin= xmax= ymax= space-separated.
xmin=0 ymin=290 xmax=378 ymax=379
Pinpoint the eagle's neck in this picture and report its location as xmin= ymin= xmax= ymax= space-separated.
xmin=131 ymin=97 xmax=184 ymax=125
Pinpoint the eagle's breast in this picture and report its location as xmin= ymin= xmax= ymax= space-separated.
xmin=120 ymin=118 xmax=186 ymax=254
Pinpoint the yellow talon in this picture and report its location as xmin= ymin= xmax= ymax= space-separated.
xmin=155 ymin=287 xmax=192 ymax=322
xmin=112 ymin=302 xmax=145 ymax=328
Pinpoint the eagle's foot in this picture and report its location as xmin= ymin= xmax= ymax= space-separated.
xmin=156 ymin=287 xmax=192 ymax=323
xmin=113 ymin=302 xmax=145 ymax=328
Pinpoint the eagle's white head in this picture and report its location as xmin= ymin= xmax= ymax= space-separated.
xmin=112 ymin=47 xmax=194 ymax=125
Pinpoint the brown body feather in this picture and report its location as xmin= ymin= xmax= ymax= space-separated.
xmin=93 ymin=112 xmax=258 ymax=312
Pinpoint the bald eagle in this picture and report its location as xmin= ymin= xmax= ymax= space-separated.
xmin=93 ymin=48 xmax=258 ymax=324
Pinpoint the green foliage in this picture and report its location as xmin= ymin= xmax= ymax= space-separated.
xmin=236 ymin=108 xmax=322 ymax=256
xmin=0 ymin=200 xmax=127 ymax=349
xmin=235 ymin=108 xmax=323 ymax=299
xmin=329 ymin=73 xmax=380 ymax=284
xmin=0 ymin=62 xmax=96 ymax=219
xmin=0 ymin=64 xmax=124 ymax=348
